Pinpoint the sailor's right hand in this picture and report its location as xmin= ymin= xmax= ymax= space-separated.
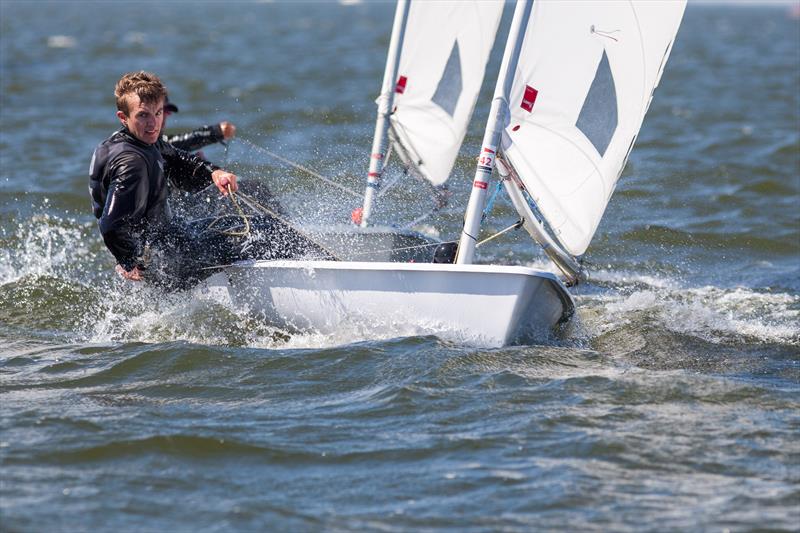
xmin=116 ymin=264 xmax=143 ymax=281
xmin=212 ymin=169 xmax=238 ymax=195
xmin=219 ymin=121 xmax=236 ymax=140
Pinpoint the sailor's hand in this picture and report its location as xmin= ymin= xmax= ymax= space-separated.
xmin=219 ymin=121 xmax=236 ymax=140
xmin=116 ymin=264 xmax=143 ymax=281
xmin=212 ymin=169 xmax=238 ymax=195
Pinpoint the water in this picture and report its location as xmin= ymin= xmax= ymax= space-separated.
xmin=1 ymin=1 xmax=798 ymax=531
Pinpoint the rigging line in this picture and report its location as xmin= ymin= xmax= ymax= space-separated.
xmin=194 ymin=175 xmax=433 ymax=254
xmin=233 ymin=190 xmax=341 ymax=261
xmin=389 ymin=120 xmax=424 ymax=171
xmin=375 ymin=168 xmax=406 ymax=199
xmin=476 ymin=219 xmax=524 ymax=248
xmin=481 ymin=180 xmax=505 ymax=222
xmin=238 ymin=138 xmax=362 ymax=199
xmin=219 ymin=183 xmax=251 ymax=236
xmin=373 ymin=125 xmax=416 ymax=200
xmin=398 ymin=205 xmax=439 ymax=230
xmin=202 ymin=187 xmax=251 ymax=237
xmin=382 ymin=142 xmax=393 ymax=172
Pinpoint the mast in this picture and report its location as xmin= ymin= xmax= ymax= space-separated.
xmin=360 ymin=0 xmax=410 ymax=228
xmin=456 ymin=0 xmax=533 ymax=264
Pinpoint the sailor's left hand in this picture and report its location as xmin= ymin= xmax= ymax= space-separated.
xmin=219 ymin=121 xmax=236 ymax=140
xmin=212 ymin=169 xmax=238 ymax=195
xmin=115 ymin=264 xmax=143 ymax=281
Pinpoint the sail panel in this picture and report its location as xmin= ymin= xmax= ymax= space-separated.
xmin=390 ymin=1 xmax=504 ymax=186
xmin=431 ymin=42 xmax=463 ymax=118
xmin=501 ymin=0 xmax=686 ymax=256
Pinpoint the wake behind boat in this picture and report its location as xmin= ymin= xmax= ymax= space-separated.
xmin=217 ymin=0 xmax=687 ymax=347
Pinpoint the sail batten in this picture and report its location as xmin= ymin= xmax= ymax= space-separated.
xmin=502 ymin=0 xmax=687 ymax=257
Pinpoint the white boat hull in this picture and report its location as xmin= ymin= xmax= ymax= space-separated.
xmin=222 ymin=260 xmax=574 ymax=347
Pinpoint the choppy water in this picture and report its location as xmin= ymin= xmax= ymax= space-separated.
xmin=1 ymin=1 xmax=799 ymax=531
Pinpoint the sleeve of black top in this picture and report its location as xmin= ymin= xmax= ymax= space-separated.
xmin=166 ymin=124 xmax=225 ymax=152
xmin=159 ymin=140 xmax=220 ymax=193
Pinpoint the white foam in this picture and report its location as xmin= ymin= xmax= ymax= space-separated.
xmin=47 ymin=35 xmax=76 ymax=49
xmin=578 ymin=281 xmax=800 ymax=346
xmin=5 ymin=214 xmax=796 ymax=349
xmin=123 ymin=32 xmax=146 ymax=45
xmin=588 ymin=267 xmax=680 ymax=289
xmin=0 ymin=214 xmax=93 ymax=286
xmin=413 ymin=224 xmax=440 ymax=239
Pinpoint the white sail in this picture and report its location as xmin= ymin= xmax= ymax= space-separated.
xmin=501 ymin=0 xmax=686 ymax=257
xmin=390 ymin=0 xmax=504 ymax=186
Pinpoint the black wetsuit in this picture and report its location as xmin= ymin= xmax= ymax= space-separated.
xmin=90 ymin=128 xmax=325 ymax=290
xmin=89 ymin=128 xmax=211 ymax=268
xmin=164 ymin=124 xmax=226 ymax=152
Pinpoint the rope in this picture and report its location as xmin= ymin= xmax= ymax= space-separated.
xmin=238 ymin=138 xmax=361 ymax=199
xmin=481 ymin=181 xmax=504 ymax=222
xmin=232 ymin=189 xmax=341 ymax=261
xmin=238 ymin=136 xmax=451 ymax=229
xmin=204 ymin=184 xmax=250 ymax=237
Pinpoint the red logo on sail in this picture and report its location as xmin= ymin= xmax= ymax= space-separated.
xmin=520 ymin=85 xmax=538 ymax=112
xmin=395 ymin=76 xmax=408 ymax=94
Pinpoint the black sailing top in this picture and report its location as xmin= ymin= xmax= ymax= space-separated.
xmin=164 ymin=123 xmax=226 ymax=152
xmin=89 ymin=128 xmax=219 ymax=270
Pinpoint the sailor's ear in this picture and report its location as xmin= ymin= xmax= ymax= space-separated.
xmin=116 ymin=110 xmax=127 ymax=126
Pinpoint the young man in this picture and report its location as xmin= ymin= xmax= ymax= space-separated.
xmin=90 ymin=71 xmax=325 ymax=290
xmin=89 ymin=71 xmax=238 ymax=285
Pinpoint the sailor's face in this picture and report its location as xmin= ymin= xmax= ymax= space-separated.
xmin=117 ymin=95 xmax=164 ymax=145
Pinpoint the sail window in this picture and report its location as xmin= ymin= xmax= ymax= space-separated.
xmin=431 ymin=42 xmax=462 ymax=117
xmin=575 ymin=50 xmax=617 ymax=157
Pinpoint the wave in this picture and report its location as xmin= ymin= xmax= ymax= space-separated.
xmin=36 ymin=434 xmax=296 ymax=463
xmin=1 ymin=212 xmax=797 ymax=351
xmin=582 ymin=268 xmax=800 ymax=347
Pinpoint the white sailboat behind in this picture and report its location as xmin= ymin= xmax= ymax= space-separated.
xmin=221 ymin=0 xmax=687 ymax=347
xmin=360 ymin=0 xmax=503 ymax=226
